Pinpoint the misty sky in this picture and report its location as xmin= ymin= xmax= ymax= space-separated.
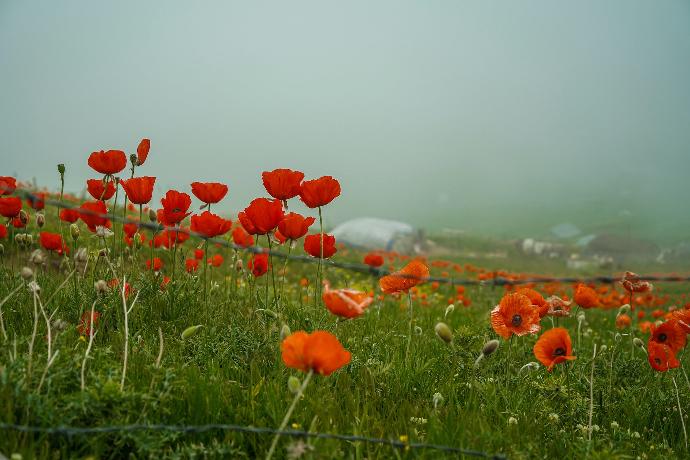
xmin=1 ymin=1 xmax=689 ymax=239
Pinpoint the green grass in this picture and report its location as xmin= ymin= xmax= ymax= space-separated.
xmin=0 ymin=228 xmax=689 ymax=460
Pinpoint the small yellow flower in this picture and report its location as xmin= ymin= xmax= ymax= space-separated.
xmin=79 ymin=335 xmax=86 ymax=342
xmin=291 ymin=423 xmax=301 ymax=429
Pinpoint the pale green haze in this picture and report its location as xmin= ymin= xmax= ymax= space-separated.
xmin=1 ymin=1 xmax=689 ymax=244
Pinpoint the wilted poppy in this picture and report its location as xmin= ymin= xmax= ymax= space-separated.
xmin=647 ymin=340 xmax=680 ymax=372
xmin=299 ymin=176 xmax=341 ymax=208
xmin=160 ymin=190 xmax=192 ymax=224
xmin=304 ymin=233 xmax=337 ymax=259
xmin=191 ymin=211 xmax=232 ymax=238
xmin=649 ymin=320 xmax=687 ymax=353
xmin=281 ymin=330 xmax=351 ymax=376
xmin=137 ymin=138 xmax=150 ymax=166
xmin=39 ymin=232 xmax=65 ymax=253
xmin=146 ymin=257 xmax=164 ymax=271
xmin=363 ymin=253 xmax=385 ymax=268
xmin=621 ymin=271 xmax=653 ymax=294
xmin=232 ymin=226 xmax=255 ymax=248
xmin=0 ymin=196 xmax=22 ymax=218
xmin=191 ymin=182 xmax=228 ymax=205
xmin=279 ymin=212 xmax=315 ymax=241
xmin=79 ymin=200 xmax=111 ymax=232
xmin=322 ymin=284 xmax=373 ymax=319
xmin=379 ymin=259 xmax=429 ymax=294
xmin=88 ymin=150 xmax=127 ymax=175
xmin=262 ymin=168 xmax=304 ymax=201
xmin=490 ymin=293 xmax=541 ymax=340
xmin=574 ymin=284 xmax=599 ymax=309
xmin=533 ymin=327 xmax=576 ymax=371
xmin=0 ymin=176 xmax=17 ymax=195
xmin=543 ymin=295 xmax=572 ymax=317
xmin=121 ymin=177 xmax=156 ymax=205
xmin=248 ymin=253 xmax=269 ymax=277
xmin=241 ymin=198 xmax=284 ymax=235
xmin=59 ymin=208 xmax=80 ymax=223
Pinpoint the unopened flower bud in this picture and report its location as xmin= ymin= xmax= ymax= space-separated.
xmin=235 ymin=259 xmax=244 ymax=272
xmin=20 ymin=266 xmax=34 ymax=280
xmin=287 ymin=376 xmax=301 ymax=394
xmin=148 ymin=209 xmax=157 ymax=223
xmin=414 ymin=325 xmax=423 ymax=335
xmin=434 ymin=322 xmax=453 ymax=344
xmin=617 ymin=304 xmax=630 ymax=315
xmin=30 ymin=249 xmax=44 ymax=265
xmin=432 ymin=392 xmax=444 ymax=409
xmin=444 ymin=304 xmax=455 ymax=318
xmin=36 ymin=213 xmax=45 ymax=228
xmin=70 ymin=223 xmax=80 ymax=240
xmin=57 ymin=163 xmax=65 ymax=175
xmin=94 ymin=279 xmax=109 ymax=294
xmin=14 ymin=233 xmax=24 ymax=245
xmin=19 ymin=210 xmax=28 ymax=225
xmin=280 ymin=324 xmax=291 ymax=341
xmin=482 ymin=339 xmax=500 ymax=356
xmin=181 ymin=324 xmax=203 ymax=340
xmin=633 ymin=337 xmax=645 ymax=348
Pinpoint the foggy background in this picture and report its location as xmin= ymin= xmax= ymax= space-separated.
xmin=2 ymin=1 xmax=689 ymax=245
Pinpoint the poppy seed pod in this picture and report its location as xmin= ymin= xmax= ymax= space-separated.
xmin=36 ymin=213 xmax=45 ymax=228
xmin=130 ymin=153 xmax=138 ymax=166
xmin=287 ymin=376 xmax=301 ymax=394
xmin=434 ymin=322 xmax=453 ymax=344
xmin=280 ymin=324 xmax=291 ymax=341
xmin=57 ymin=163 xmax=65 ymax=175
xmin=70 ymin=223 xmax=80 ymax=240
xmin=482 ymin=339 xmax=500 ymax=357
xmin=20 ymin=266 xmax=33 ymax=280
xmin=94 ymin=279 xmax=108 ymax=295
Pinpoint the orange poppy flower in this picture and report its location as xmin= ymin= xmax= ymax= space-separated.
xmin=26 ymin=192 xmax=46 ymax=210
xmin=146 ymin=257 xmax=163 ymax=271
xmin=39 ymin=232 xmax=65 ymax=253
xmin=190 ymin=211 xmax=232 ymax=238
xmin=160 ymin=190 xmax=191 ymax=224
xmin=278 ymin=212 xmax=315 ymax=241
xmin=299 ymin=176 xmax=341 ymax=208
xmin=88 ymin=150 xmax=127 ymax=175
xmin=240 ymin=198 xmax=284 ymax=235
xmin=59 ymin=208 xmax=80 ymax=223
xmin=0 ymin=196 xmax=23 ymax=218
xmin=671 ymin=309 xmax=690 ymax=334
xmin=121 ymin=177 xmax=156 ymax=205
xmin=0 ymin=176 xmax=17 ymax=195
xmin=191 ymin=182 xmax=228 ymax=205
xmin=363 ymin=253 xmax=385 ymax=268
xmin=649 ymin=320 xmax=687 ymax=353
xmin=79 ymin=200 xmax=110 ymax=232
xmin=248 ymin=253 xmax=269 ymax=277
xmin=86 ymin=179 xmax=116 ymax=201
xmin=304 ymin=233 xmax=337 ymax=259
xmin=322 ymin=284 xmax=373 ymax=318
xmin=515 ymin=288 xmax=548 ymax=317
xmin=137 ymin=138 xmax=150 ymax=166
xmin=490 ymin=293 xmax=541 ymax=340
xmin=281 ymin=330 xmax=351 ymax=376
xmin=615 ymin=314 xmax=632 ymax=329
xmin=574 ymin=284 xmax=599 ymax=309
xmin=647 ymin=340 xmax=680 ymax=372
xmin=533 ymin=327 xmax=576 ymax=371
xmin=232 ymin=226 xmax=254 ymax=248
xmin=379 ymin=259 xmax=429 ymax=294
xmin=262 ymin=168 xmax=305 ymax=201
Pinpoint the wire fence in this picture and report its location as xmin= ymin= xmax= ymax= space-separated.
xmin=6 ymin=188 xmax=690 ymax=287
xmin=0 ymin=422 xmax=507 ymax=459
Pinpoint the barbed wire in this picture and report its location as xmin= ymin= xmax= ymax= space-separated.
xmin=5 ymin=188 xmax=690 ymax=287
xmin=0 ymin=422 xmax=507 ymax=459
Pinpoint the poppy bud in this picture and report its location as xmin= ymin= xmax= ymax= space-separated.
xmin=444 ymin=304 xmax=454 ymax=319
xmin=24 ymin=234 xmax=33 ymax=246
xmin=20 ymin=266 xmax=33 ymax=280
xmin=94 ymin=279 xmax=109 ymax=294
xmin=633 ymin=337 xmax=645 ymax=348
xmin=280 ymin=324 xmax=291 ymax=341
xmin=0 ymin=244 xmax=3 ymax=256
xmin=36 ymin=213 xmax=45 ymax=228
xmin=432 ymin=392 xmax=444 ymax=409
xmin=414 ymin=325 xmax=423 ymax=335
xmin=19 ymin=210 xmax=28 ymax=225
xmin=14 ymin=233 xmax=24 ymax=247
xmin=614 ymin=333 xmax=622 ymax=342
xmin=148 ymin=209 xmax=157 ymax=223
xmin=70 ymin=223 xmax=80 ymax=240
xmin=482 ymin=339 xmax=500 ymax=356
xmin=287 ymin=376 xmax=301 ymax=394
xmin=577 ymin=312 xmax=586 ymax=323
xmin=130 ymin=153 xmax=138 ymax=166
xmin=617 ymin=304 xmax=630 ymax=315
xmin=519 ymin=362 xmax=540 ymax=374
xmin=434 ymin=322 xmax=453 ymax=344
xmin=235 ymin=259 xmax=244 ymax=272
xmin=57 ymin=163 xmax=65 ymax=175
xmin=181 ymin=325 xmax=203 ymax=340
xmin=599 ymin=345 xmax=607 ymax=353
xmin=30 ymin=249 xmax=44 ymax=265
xmin=98 ymin=248 xmax=108 ymax=258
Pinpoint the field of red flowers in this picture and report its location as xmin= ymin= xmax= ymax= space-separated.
xmin=1 ymin=142 xmax=689 ymax=459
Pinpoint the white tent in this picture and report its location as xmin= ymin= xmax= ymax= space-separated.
xmin=331 ymin=217 xmax=420 ymax=253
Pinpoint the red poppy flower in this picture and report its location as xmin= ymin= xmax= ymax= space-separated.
xmin=515 ymin=288 xmax=548 ymax=318
xmin=281 ymin=330 xmax=351 ymax=376
xmin=304 ymin=233 xmax=337 ymax=259
xmin=248 ymin=253 xmax=269 ymax=277
xmin=0 ymin=176 xmax=17 ymax=195
xmin=12 ymin=216 xmax=25 ymax=228
xmin=88 ymin=150 xmax=127 ymax=175
xmin=146 ymin=257 xmax=164 ymax=271
xmin=262 ymin=168 xmax=305 ymax=201
xmin=278 ymin=212 xmax=315 ymax=241
xmin=155 ymin=228 xmax=190 ymax=248
xmin=671 ymin=309 xmax=690 ymax=334
xmin=86 ymin=179 xmax=116 ymax=201
xmin=185 ymin=258 xmax=199 ymax=273
xmin=160 ymin=190 xmax=192 ymax=224
xmin=194 ymin=248 xmax=204 ymax=260
xmin=59 ymin=208 xmax=80 ymax=223
xmin=123 ymin=222 xmax=138 ymax=238
xmin=124 ymin=232 xmax=146 ymax=247
xmin=109 ymin=278 xmax=131 ymax=299
xmin=649 ymin=320 xmax=687 ymax=353
xmin=299 ymin=176 xmax=341 ymax=208
xmin=79 ymin=200 xmax=111 ymax=232
xmin=647 ymin=340 xmax=680 ymax=372
xmin=533 ymin=327 xmax=576 ymax=371
xmin=26 ymin=192 xmax=46 ymax=210
xmin=121 ymin=177 xmax=156 ymax=205
xmin=274 ymin=229 xmax=287 ymax=244
xmin=490 ymin=293 xmax=541 ymax=340
xmin=363 ymin=253 xmax=385 ymax=268
xmin=78 ymin=310 xmax=100 ymax=337
xmin=0 ymin=224 xmax=7 ymax=239
xmin=207 ymin=254 xmax=224 ymax=267
xmin=574 ymin=284 xmax=599 ymax=309
xmin=40 ymin=232 xmax=65 ymax=253
xmin=379 ymin=259 xmax=429 ymax=294
xmin=191 ymin=182 xmax=228 ymax=205
xmin=0 ymin=196 xmax=23 ymax=218
xmin=241 ymin=198 xmax=284 ymax=235
xmin=137 ymin=138 xmax=150 ymax=166
xmin=322 ymin=284 xmax=373 ymax=319
xmin=190 ymin=211 xmax=232 ymax=238
xmin=232 ymin=226 xmax=255 ymax=248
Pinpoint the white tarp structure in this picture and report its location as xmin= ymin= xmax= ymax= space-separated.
xmin=331 ymin=217 xmax=420 ymax=253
